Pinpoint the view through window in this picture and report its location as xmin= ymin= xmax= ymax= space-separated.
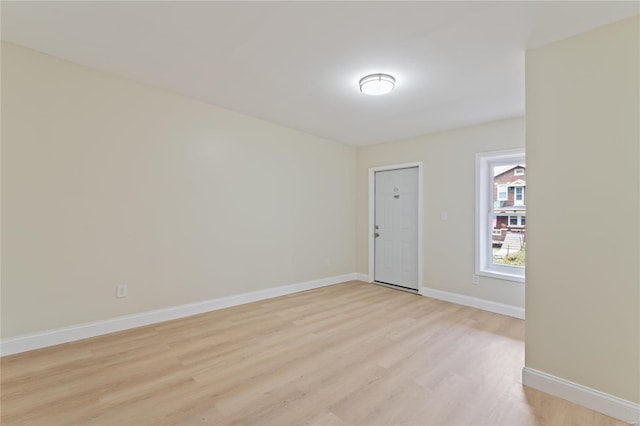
xmin=491 ymin=164 xmax=526 ymax=268
xmin=476 ymin=149 xmax=525 ymax=282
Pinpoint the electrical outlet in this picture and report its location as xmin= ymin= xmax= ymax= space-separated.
xmin=116 ymin=284 xmax=128 ymax=298
xmin=472 ymin=275 xmax=480 ymax=285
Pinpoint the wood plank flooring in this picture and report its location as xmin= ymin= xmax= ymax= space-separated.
xmin=1 ymin=281 xmax=625 ymax=425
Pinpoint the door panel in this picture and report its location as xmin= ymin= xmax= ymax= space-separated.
xmin=374 ymin=167 xmax=418 ymax=289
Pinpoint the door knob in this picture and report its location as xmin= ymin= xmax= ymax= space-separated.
xmin=374 ymin=232 xmax=380 ymax=238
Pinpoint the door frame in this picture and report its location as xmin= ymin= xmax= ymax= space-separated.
xmin=368 ymin=162 xmax=424 ymax=293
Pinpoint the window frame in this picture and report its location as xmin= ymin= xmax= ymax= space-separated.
xmin=509 ymin=215 xmax=525 ymax=227
xmin=476 ymin=149 xmax=525 ymax=283
xmin=514 ymin=168 xmax=525 ymax=176
xmin=497 ymin=184 xmax=508 ymax=201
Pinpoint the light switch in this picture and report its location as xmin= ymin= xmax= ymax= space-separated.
xmin=440 ymin=211 xmax=448 ymax=221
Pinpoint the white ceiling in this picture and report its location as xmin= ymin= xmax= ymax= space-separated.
xmin=2 ymin=1 xmax=638 ymax=146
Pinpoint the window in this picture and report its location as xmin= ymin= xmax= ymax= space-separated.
xmin=509 ymin=215 xmax=526 ymax=227
xmin=476 ymin=149 xmax=525 ymax=282
xmin=497 ymin=184 xmax=507 ymax=201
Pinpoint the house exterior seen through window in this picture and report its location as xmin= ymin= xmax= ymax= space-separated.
xmin=476 ymin=149 xmax=525 ymax=282
xmin=497 ymin=184 xmax=508 ymax=201
xmin=492 ymin=164 xmax=526 ymax=267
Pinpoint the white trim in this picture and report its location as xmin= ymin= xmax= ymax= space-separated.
xmin=0 ymin=273 xmax=357 ymax=357
xmin=355 ymin=273 xmax=369 ymax=282
xmin=477 ymin=269 xmax=525 ymax=283
xmin=367 ymin=162 xmax=423 ymax=289
xmin=522 ymin=367 xmax=640 ymax=424
xmin=421 ymin=286 xmax=525 ymax=319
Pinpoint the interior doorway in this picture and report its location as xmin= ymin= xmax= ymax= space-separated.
xmin=368 ymin=162 xmax=423 ymax=292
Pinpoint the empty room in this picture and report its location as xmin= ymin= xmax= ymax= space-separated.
xmin=1 ymin=2 xmax=638 ymax=425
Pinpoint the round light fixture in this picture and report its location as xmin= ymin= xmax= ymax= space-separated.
xmin=359 ymin=73 xmax=395 ymax=96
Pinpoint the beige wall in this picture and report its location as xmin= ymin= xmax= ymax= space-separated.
xmin=1 ymin=43 xmax=356 ymax=338
xmin=526 ymin=16 xmax=639 ymax=403
xmin=356 ymin=117 xmax=525 ymax=307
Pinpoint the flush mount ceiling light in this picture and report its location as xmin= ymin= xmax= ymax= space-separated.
xmin=359 ymin=73 xmax=396 ymax=96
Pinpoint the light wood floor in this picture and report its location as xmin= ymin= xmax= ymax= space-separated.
xmin=1 ymin=281 xmax=625 ymax=426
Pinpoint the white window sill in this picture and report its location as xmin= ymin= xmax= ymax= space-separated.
xmin=477 ymin=269 xmax=525 ymax=283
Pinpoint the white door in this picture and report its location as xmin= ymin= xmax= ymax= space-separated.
xmin=514 ymin=186 xmax=525 ymax=206
xmin=374 ymin=167 xmax=419 ymax=289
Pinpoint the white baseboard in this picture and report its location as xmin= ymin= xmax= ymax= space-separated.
xmin=0 ymin=273 xmax=358 ymax=357
xmin=523 ymin=367 xmax=640 ymax=424
xmin=355 ymin=273 xmax=369 ymax=282
xmin=420 ymin=286 xmax=525 ymax=319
